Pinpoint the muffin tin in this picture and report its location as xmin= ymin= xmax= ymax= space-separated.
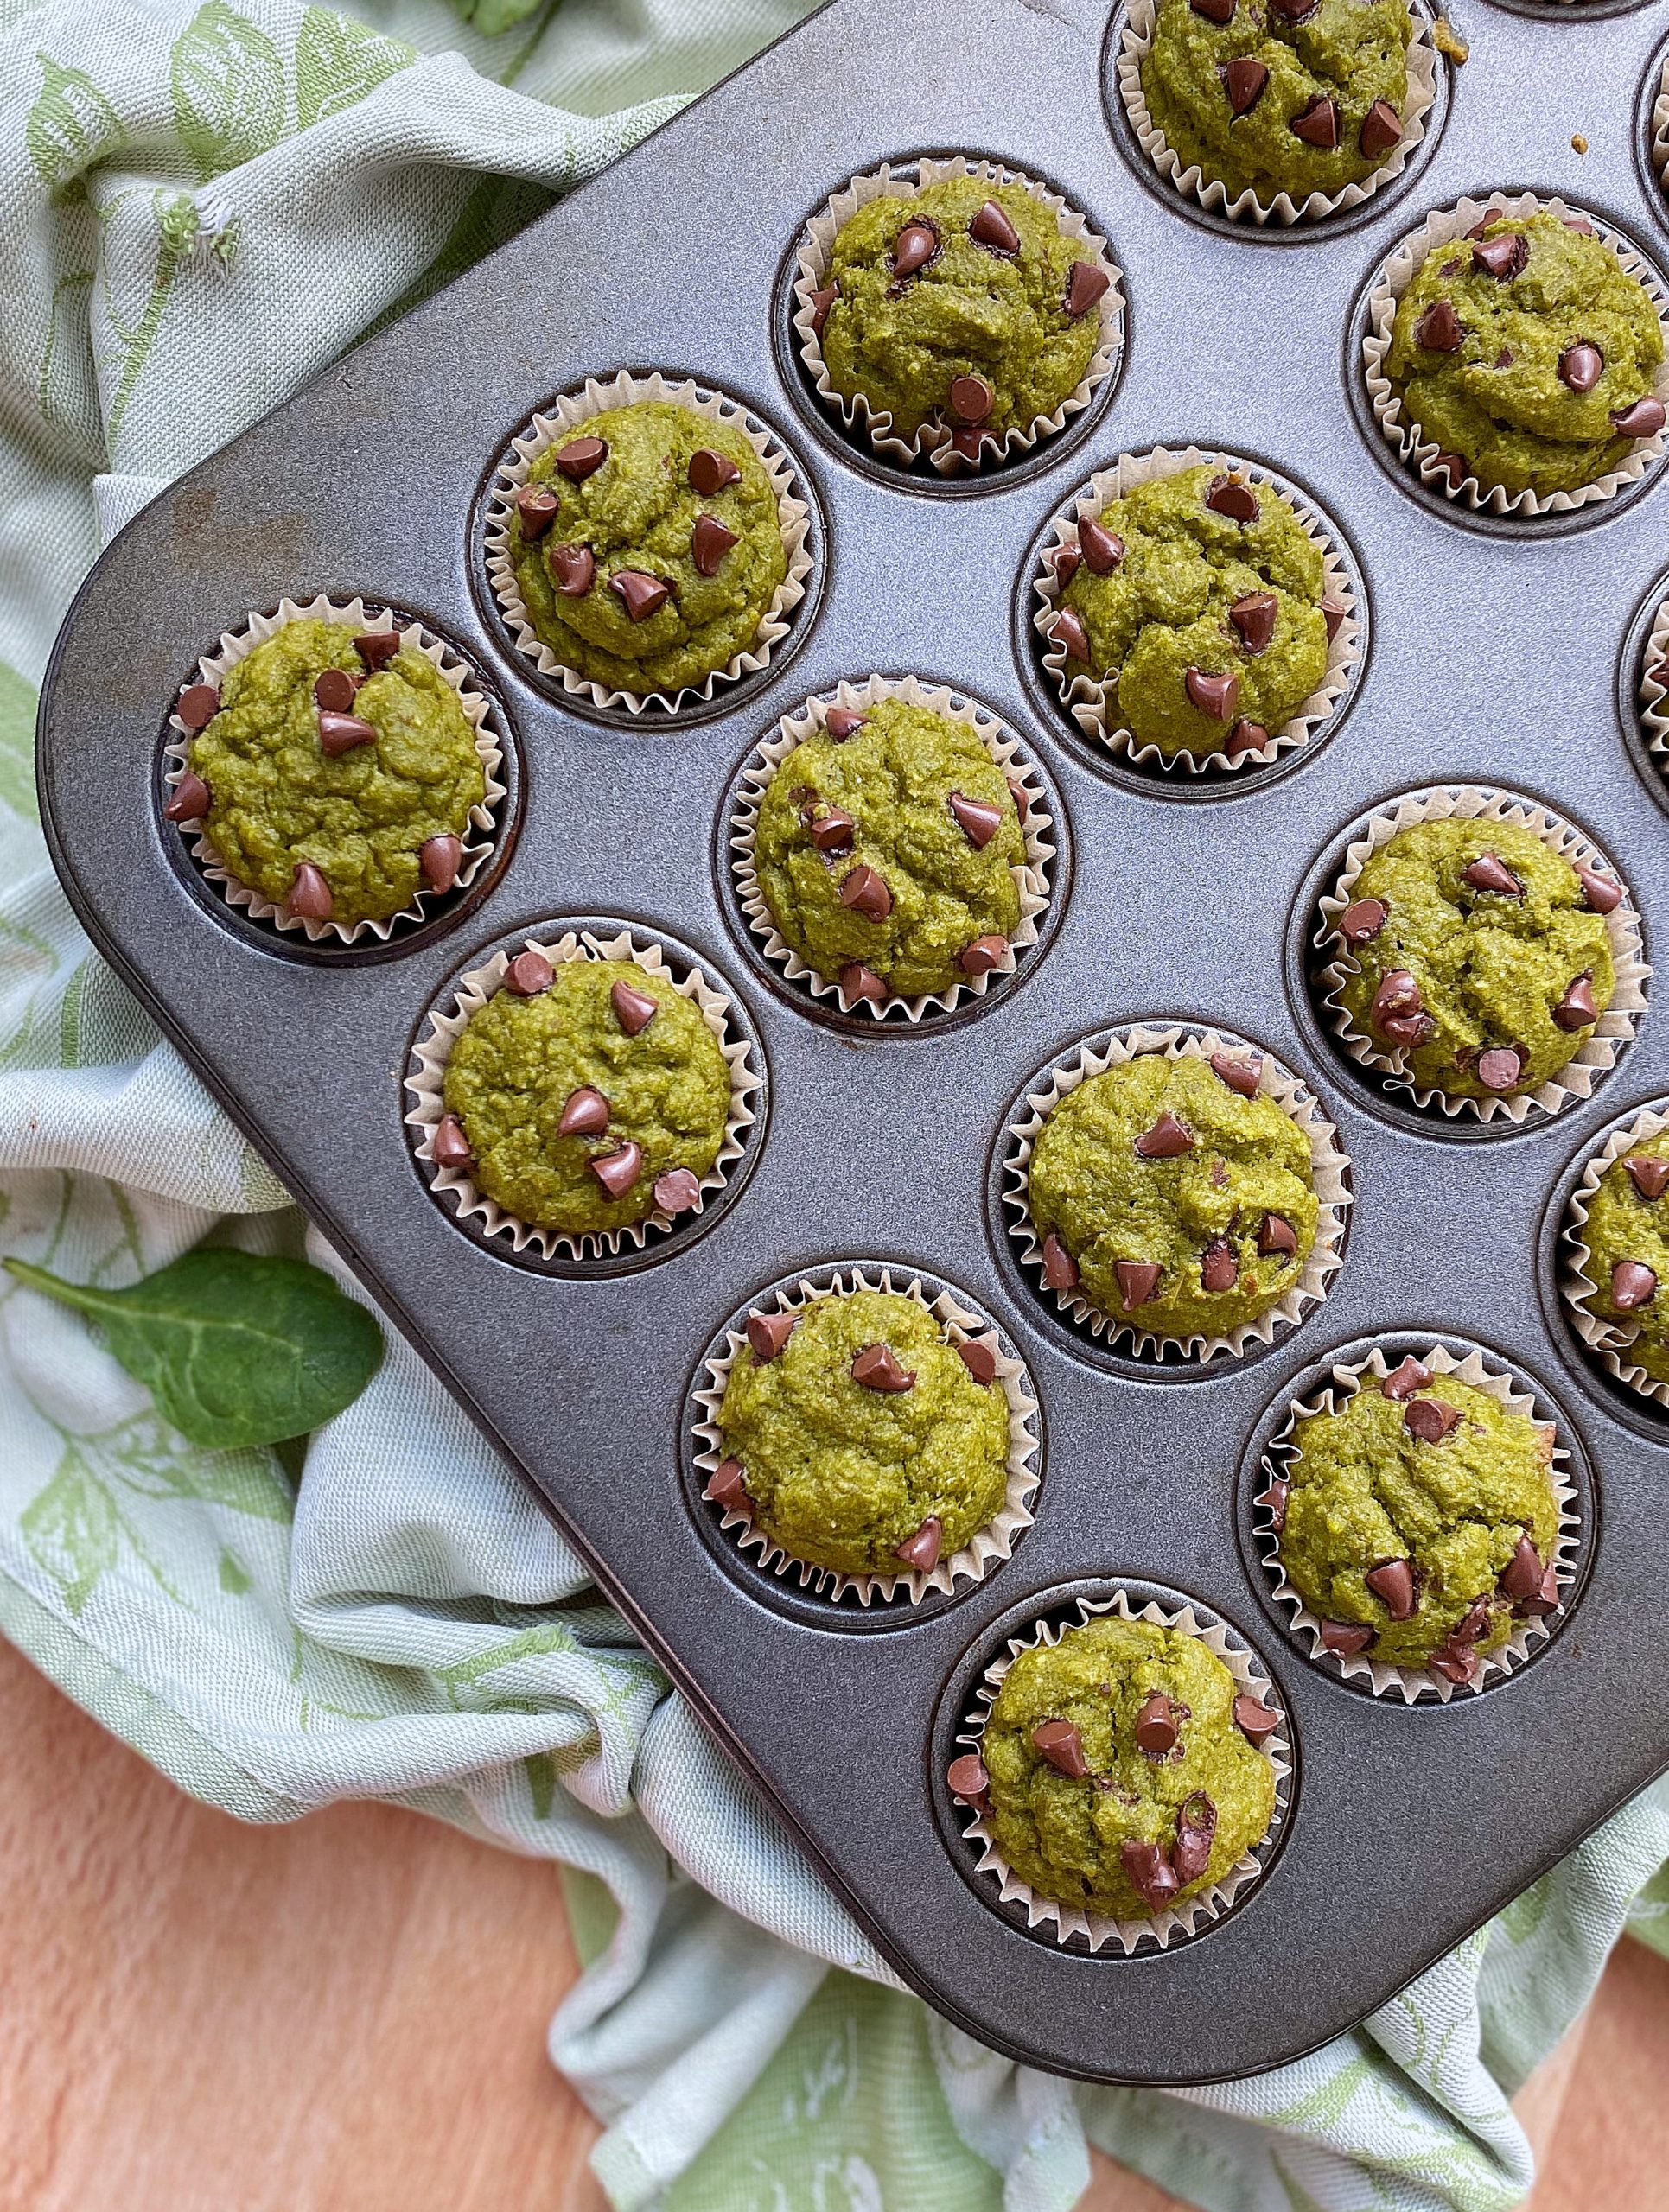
xmin=33 ymin=0 xmax=1669 ymax=2084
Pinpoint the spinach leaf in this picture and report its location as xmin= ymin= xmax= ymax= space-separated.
xmin=4 ymin=1248 xmax=384 ymax=1451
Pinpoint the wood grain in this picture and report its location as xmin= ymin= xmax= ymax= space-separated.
xmin=0 ymin=1635 xmax=1662 ymax=2212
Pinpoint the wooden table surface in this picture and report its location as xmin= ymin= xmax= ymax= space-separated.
xmin=2 ymin=1636 xmax=1664 ymax=2212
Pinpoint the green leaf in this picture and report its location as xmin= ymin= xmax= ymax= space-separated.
xmin=26 ymin=54 xmax=124 ymax=200
xmin=22 ymin=1452 xmax=119 ymax=1615
xmin=294 ymin=8 xmax=412 ymax=130
xmin=169 ymin=3 xmax=283 ymax=183
xmin=5 ymin=1248 xmax=383 ymax=1451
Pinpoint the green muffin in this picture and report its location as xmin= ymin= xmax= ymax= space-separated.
xmin=816 ymin=175 xmax=1107 ymax=449
xmin=980 ymin=1615 xmax=1277 ymax=1918
xmin=1576 ymin=1136 xmax=1669 ymax=1385
xmin=1026 ymin=1052 xmax=1320 ymax=1340
xmin=1140 ymin=0 xmax=1413 ymax=207
xmin=507 ymin=401 xmax=787 ymax=696
xmin=1333 ymin=818 xmax=1616 ymax=1102
xmin=1051 ymin=466 xmax=1332 ymax=761
xmin=183 ymin=620 xmax=485 ymax=928
xmin=713 ymin=1287 xmax=1010 ymax=1577
xmin=1384 ymin=210 xmax=1666 ymax=499
xmin=440 ymin=955 xmax=730 ymax=1238
xmin=752 ymin=696 xmax=1027 ymax=1004
xmin=1274 ymin=1361 xmax=1562 ymax=1676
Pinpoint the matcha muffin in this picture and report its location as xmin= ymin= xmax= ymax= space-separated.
xmin=1573 ymin=1135 xmax=1669 ymax=1389
xmin=809 ymin=169 xmax=1112 ymax=459
xmin=1025 ymin=1049 xmax=1324 ymax=1343
xmin=500 ymin=397 xmax=792 ymax=699
xmin=1329 ymin=816 xmax=1621 ymax=1104
xmin=1270 ymin=1356 xmax=1564 ymax=1683
xmin=1046 ymin=464 xmax=1339 ymax=763
xmin=1136 ymin=0 xmax=1416 ymax=211
xmin=173 ymin=616 xmax=488 ymax=930
xmin=435 ymin=950 xmax=733 ymax=1242
xmin=969 ymin=1612 xmax=1278 ymax=1920
xmin=1381 ymin=207 xmax=1666 ymax=501
xmin=749 ymin=694 xmax=1032 ymax=1007
xmin=710 ymin=1286 xmax=1014 ymax=1580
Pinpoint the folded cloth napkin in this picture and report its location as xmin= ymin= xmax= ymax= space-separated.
xmin=2 ymin=3 xmax=1665 ymax=2206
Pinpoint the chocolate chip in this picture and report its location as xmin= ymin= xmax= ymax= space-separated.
xmin=949 ymin=791 xmax=1003 ymax=848
xmin=1116 ymin=1259 xmax=1162 ymax=1311
xmin=610 ymin=569 xmax=671 ymax=623
xmin=1134 ymin=1693 xmax=1179 ymax=1756
xmin=1430 ymin=451 xmax=1469 ymax=487
xmin=610 ymin=979 xmax=659 ymax=1035
xmin=1473 ymin=232 xmax=1528 ymax=281
xmin=852 ymin=1341 xmax=914 ymax=1393
xmin=1172 ymin=1791 xmax=1217 ymax=1884
xmin=551 ymin=543 xmax=595 ymax=595
xmin=1064 ymin=261 xmax=1110 ymax=318
xmin=1120 ymin=1840 xmax=1181 ymax=1911
xmin=557 ymin=1085 xmax=610 ymax=1138
xmin=314 ymin=668 xmax=356 ymax=713
xmin=1559 ymin=341 xmax=1604 ymax=394
xmin=514 ymin=486 xmax=559 ymax=537
xmin=1405 ymin=1395 xmax=1462 ymax=1443
xmin=838 ymin=962 xmax=888 ymax=1007
xmin=1381 ymin=1355 xmax=1432 ymax=1401
xmin=1340 ymin=898 xmax=1387 ymax=944
xmin=318 ymin=710 xmax=378 ymax=757
xmin=287 ymin=862 xmax=333 ymax=919
xmin=839 ymin=863 xmax=892 ymax=922
xmin=1475 ymin=1046 xmax=1523 ymax=1092
xmin=431 ymin=1114 xmax=472 ymax=1167
xmin=1321 ymin=594 xmax=1347 ymax=640
xmin=1519 ymin=1563 xmax=1561 ymax=1618
xmin=1205 ymin=474 xmax=1259 ymax=523
xmin=891 ymin=219 xmax=939 ymax=277
xmin=1574 ymin=861 xmax=1621 ymax=913
xmin=746 ymin=1309 xmax=796 ymax=1361
xmin=1226 ymin=719 xmax=1268 ymax=759
xmin=1210 ymin=1052 xmax=1262 ymax=1097
xmin=705 ymin=1458 xmax=752 ymax=1512
xmin=589 ymin=1143 xmax=642 ymax=1198
xmin=958 ymin=1337 xmax=1000 ymax=1386
xmin=553 ymin=435 xmax=608 ymax=480
xmin=653 ymin=1167 xmax=701 ymax=1215
xmin=1032 ymin=1719 xmax=1090 ymax=1777
xmin=1650 ymin=662 xmax=1669 ymax=691
xmin=1290 ymin=94 xmax=1339 ymax=149
xmin=1222 ymin=55 xmax=1267 ymax=114
xmin=1564 ymin=214 xmax=1595 ymax=233
xmin=1077 ymin=515 xmax=1124 ymax=573
xmin=420 ymin=834 xmax=462 ymax=893
xmin=1233 ymin=1694 xmax=1281 ymax=1744
xmin=1611 ymin=1258 xmax=1658 ymax=1311
xmin=1611 ymin=397 xmax=1666 ymax=437
xmin=969 ymin=198 xmax=1020 ymax=253
xmin=1008 ymin=777 xmax=1030 ymax=822
xmin=1462 ymin=850 xmax=1522 ymax=897
xmin=1191 ymin=0 xmax=1235 ymax=18
xmin=1370 ymin=969 xmax=1423 ymax=1037
xmin=163 ymin=772 xmax=211 ymax=823
xmin=1415 ymin=300 xmax=1463 ymax=353
xmin=1053 ymin=544 xmax=1082 ymax=586
xmin=1430 ymin=1643 xmax=1479 ymax=1687
xmin=949 ymin=375 xmax=993 ymax=426
xmin=1041 ymin=1231 xmax=1079 ymax=1292
xmin=806 ymin=804 xmax=855 ymax=852
xmin=176 ymin=682 xmax=220 ymax=730
xmin=1554 ymin=973 xmax=1598 ymax=1032
xmin=1258 ymin=1212 xmax=1298 ymax=1257
xmin=1499 ymin=1532 xmax=1545 ymax=1604
xmin=1051 ymin=608 xmax=1091 ymax=662
xmin=807 ymin=284 xmax=838 ymax=338
xmin=1319 ymin=1618 xmax=1374 ymax=1656
xmin=946 ymin=1753 xmax=991 ymax=1805
xmin=824 ymin=707 xmax=867 ymax=740
xmin=692 ymin=514 xmax=738 ymax=576
xmin=894 ymin=1516 xmax=941 ymax=1570
xmin=1624 ymin=1154 xmax=1669 ymax=1200
xmin=504 ymin=947 xmax=553 ymax=995
xmin=959 ymin=935 xmax=1010 ymax=976
xmin=1135 ymin=1111 xmax=1193 ymax=1160
xmin=1252 ymin=1478 xmax=1289 ymax=1538
xmin=1230 ymin=592 xmax=1278 ymax=654
xmin=1366 ymin=1557 xmax=1417 ymax=1619
xmin=1360 ymin=98 xmax=1402 ymax=159
xmin=1201 ymin=1237 xmax=1238 ymax=1294
xmin=1451 ymin=1596 xmax=1494 ymax=1644
xmin=1185 ymin=667 xmax=1239 ymax=721
xmin=688 ymin=447 xmax=741 ymax=496
xmin=1268 ymin=0 xmax=1318 ymax=16
xmin=354 ymin=631 xmax=400 ymax=671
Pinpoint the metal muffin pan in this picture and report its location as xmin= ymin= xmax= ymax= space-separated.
xmin=33 ymin=0 xmax=1669 ymax=2086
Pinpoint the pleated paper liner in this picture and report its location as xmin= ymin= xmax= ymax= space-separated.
xmin=1315 ymin=784 xmax=1647 ymax=1124
xmin=1634 ymin=590 xmax=1669 ymax=784
xmin=483 ymin=371 xmax=813 ymax=715
xmin=1562 ymin=1101 xmax=1669 ymax=1408
xmin=1254 ymin=1343 xmax=1580 ymax=1702
xmin=404 ymin=925 xmax=760 ymax=1262
xmin=729 ymin=675 xmax=1054 ymax=1023
xmin=1002 ymin=1022 xmax=1350 ymax=1361
xmin=162 ymin=595 xmax=506 ymax=947
xmin=1115 ymin=0 xmax=1438 ymax=228
xmin=1653 ymin=57 xmax=1669 ymax=192
xmin=950 ymin=1586 xmax=1292 ymax=1955
xmin=1361 ymin=190 xmax=1669 ymax=516
xmin=790 ymin=155 xmax=1124 ymax=477
xmin=691 ymin=1265 xmax=1040 ymax=1607
xmin=1029 ymin=447 xmax=1362 ymax=777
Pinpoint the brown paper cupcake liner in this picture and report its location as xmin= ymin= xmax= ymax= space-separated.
xmin=950 ymin=1586 xmax=1291 ymax=1955
xmin=404 ymin=925 xmax=760 ymax=1262
xmin=1003 ymin=1022 xmax=1350 ymax=1360
xmin=1255 ymin=1344 xmax=1580 ymax=1701
xmin=162 ymin=595 xmax=506 ymax=946
xmin=1030 ymin=447 xmax=1362 ymax=775
xmin=1562 ymin=1103 xmax=1669 ymax=1407
xmin=791 ymin=155 xmax=1124 ymax=477
xmin=1116 ymin=0 xmax=1438 ymax=228
xmin=1316 ymin=785 xmax=1648 ymax=1123
xmin=1362 ymin=191 xmax=1669 ymax=516
xmin=1634 ymin=593 xmax=1669 ymax=779
xmin=691 ymin=1265 xmax=1040 ymax=1606
xmin=484 ymin=371 xmax=812 ymax=715
xmin=729 ymin=675 xmax=1054 ymax=1022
